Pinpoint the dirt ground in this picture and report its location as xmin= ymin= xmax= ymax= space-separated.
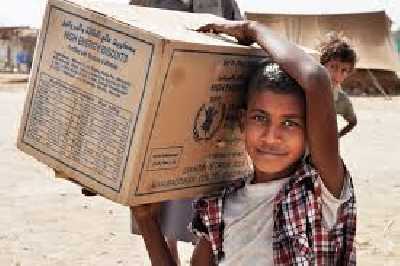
xmin=0 ymin=81 xmax=399 ymax=265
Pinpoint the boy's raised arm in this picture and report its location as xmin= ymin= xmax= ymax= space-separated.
xmin=198 ymin=21 xmax=344 ymax=197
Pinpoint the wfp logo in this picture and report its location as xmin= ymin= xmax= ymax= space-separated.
xmin=193 ymin=102 xmax=225 ymax=141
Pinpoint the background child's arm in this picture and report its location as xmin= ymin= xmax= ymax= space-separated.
xmin=131 ymin=204 xmax=177 ymax=266
xmin=339 ymin=102 xmax=357 ymax=138
xmin=339 ymin=116 xmax=357 ymax=138
xmin=199 ymin=21 xmax=344 ymax=198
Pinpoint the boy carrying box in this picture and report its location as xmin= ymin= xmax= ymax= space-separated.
xmin=132 ymin=20 xmax=356 ymax=265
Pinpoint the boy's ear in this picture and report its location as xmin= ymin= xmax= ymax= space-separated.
xmin=238 ymin=109 xmax=246 ymax=133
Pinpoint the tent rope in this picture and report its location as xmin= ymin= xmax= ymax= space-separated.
xmin=367 ymin=69 xmax=391 ymax=100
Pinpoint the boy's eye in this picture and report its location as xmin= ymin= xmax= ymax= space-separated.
xmin=282 ymin=119 xmax=300 ymax=128
xmin=249 ymin=114 xmax=267 ymax=123
xmin=253 ymin=114 xmax=267 ymax=122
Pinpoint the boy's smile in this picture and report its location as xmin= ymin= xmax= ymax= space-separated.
xmin=242 ymin=90 xmax=306 ymax=183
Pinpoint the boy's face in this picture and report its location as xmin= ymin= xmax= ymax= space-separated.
xmin=241 ymin=90 xmax=306 ymax=181
xmin=324 ymin=59 xmax=354 ymax=89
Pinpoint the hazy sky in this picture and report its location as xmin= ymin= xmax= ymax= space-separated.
xmin=1 ymin=0 xmax=399 ymax=29
xmin=0 ymin=0 xmax=129 ymax=27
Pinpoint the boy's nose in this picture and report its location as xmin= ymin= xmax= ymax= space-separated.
xmin=332 ymin=72 xmax=343 ymax=86
xmin=261 ymin=125 xmax=282 ymax=143
xmin=335 ymin=71 xmax=347 ymax=83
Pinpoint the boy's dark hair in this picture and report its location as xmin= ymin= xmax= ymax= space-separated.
xmin=319 ymin=32 xmax=357 ymax=67
xmin=243 ymin=61 xmax=305 ymax=109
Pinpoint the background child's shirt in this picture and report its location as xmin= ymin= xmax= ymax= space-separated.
xmin=333 ymin=87 xmax=356 ymax=121
xmin=216 ymin=175 xmax=351 ymax=265
xmin=130 ymin=199 xmax=194 ymax=242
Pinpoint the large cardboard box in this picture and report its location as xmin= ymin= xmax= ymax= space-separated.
xmin=17 ymin=0 xmax=267 ymax=206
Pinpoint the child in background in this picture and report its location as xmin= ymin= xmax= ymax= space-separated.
xmin=132 ymin=20 xmax=356 ymax=265
xmin=319 ymin=32 xmax=358 ymax=137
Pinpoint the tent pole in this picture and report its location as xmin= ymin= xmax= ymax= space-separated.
xmin=366 ymin=69 xmax=391 ymax=100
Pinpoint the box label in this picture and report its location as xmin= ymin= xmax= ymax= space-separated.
xmin=22 ymin=6 xmax=153 ymax=191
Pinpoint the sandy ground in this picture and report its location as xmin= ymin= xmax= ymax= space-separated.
xmin=0 ymin=80 xmax=399 ymax=265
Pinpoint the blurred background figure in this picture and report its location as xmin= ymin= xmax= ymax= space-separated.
xmin=319 ymin=32 xmax=358 ymax=137
xmin=129 ymin=0 xmax=242 ymax=20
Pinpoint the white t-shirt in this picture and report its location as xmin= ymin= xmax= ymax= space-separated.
xmin=220 ymin=176 xmax=351 ymax=266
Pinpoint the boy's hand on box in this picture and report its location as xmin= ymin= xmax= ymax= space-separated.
xmin=81 ymin=188 xmax=97 ymax=196
xmin=197 ymin=21 xmax=256 ymax=46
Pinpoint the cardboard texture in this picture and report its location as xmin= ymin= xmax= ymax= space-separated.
xmin=17 ymin=0 xmax=267 ymax=205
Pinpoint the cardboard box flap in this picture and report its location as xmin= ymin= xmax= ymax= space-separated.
xmin=64 ymin=0 xmax=250 ymax=47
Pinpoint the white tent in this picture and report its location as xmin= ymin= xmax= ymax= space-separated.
xmin=235 ymin=0 xmax=399 ymax=73
xmin=235 ymin=0 xmax=383 ymax=16
xmin=234 ymin=0 xmax=400 ymax=94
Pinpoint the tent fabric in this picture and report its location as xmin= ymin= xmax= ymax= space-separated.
xmin=235 ymin=0 xmax=383 ymax=15
xmin=246 ymin=11 xmax=400 ymax=72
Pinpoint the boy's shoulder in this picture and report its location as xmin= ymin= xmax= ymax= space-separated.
xmin=278 ymin=158 xmax=352 ymax=197
xmin=273 ymin=160 xmax=356 ymax=265
xmin=195 ymin=160 xmax=318 ymax=215
xmin=337 ymin=89 xmax=351 ymax=102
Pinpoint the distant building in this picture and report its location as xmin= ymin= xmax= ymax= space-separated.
xmin=393 ymin=30 xmax=400 ymax=56
xmin=0 ymin=27 xmax=38 ymax=73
